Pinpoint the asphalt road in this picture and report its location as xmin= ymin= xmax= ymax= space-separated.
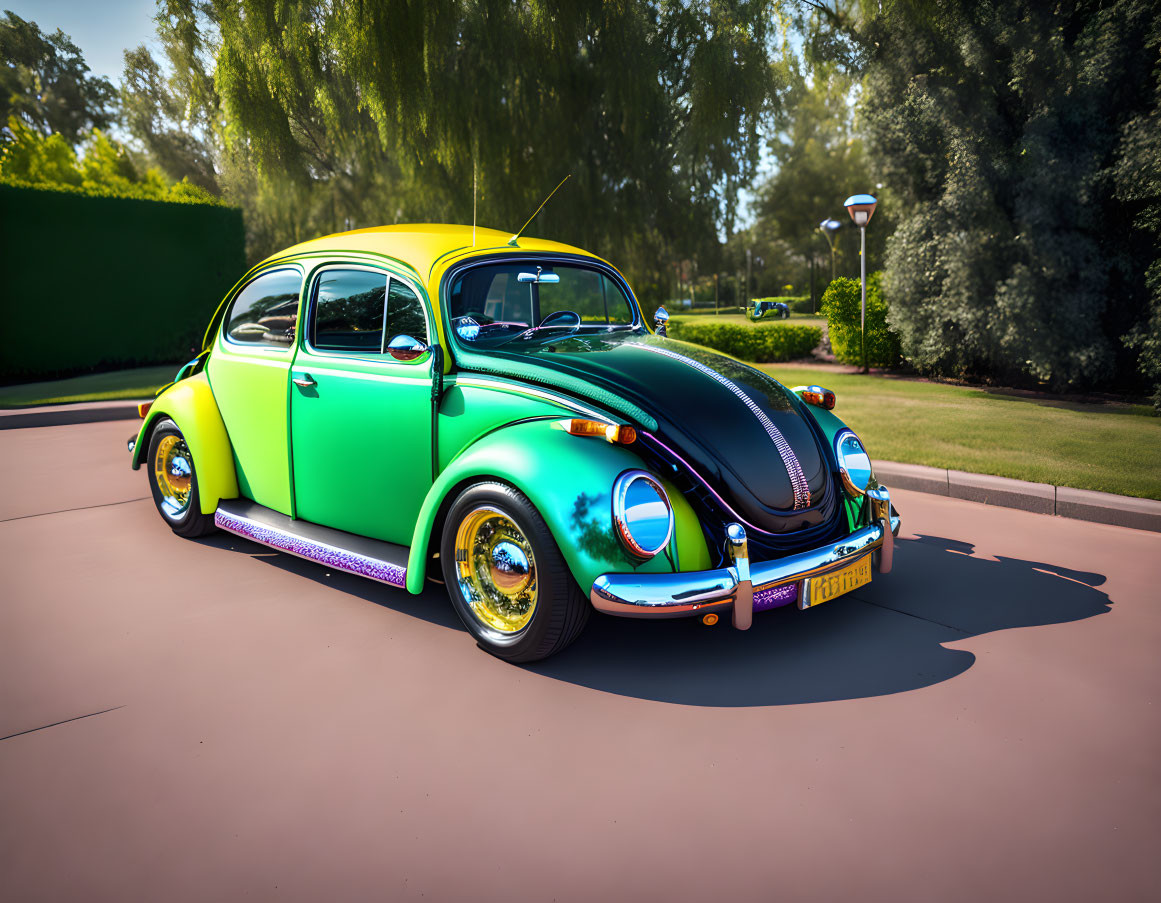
xmin=2 ymin=419 xmax=1159 ymax=902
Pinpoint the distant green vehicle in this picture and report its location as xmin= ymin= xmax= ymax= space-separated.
xmin=746 ymin=298 xmax=791 ymax=320
xmin=130 ymin=225 xmax=898 ymax=662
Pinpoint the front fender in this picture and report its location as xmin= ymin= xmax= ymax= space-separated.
xmin=407 ymin=420 xmax=710 ymax=595
xmin=131 ymin=371 xmax=238 ymax=514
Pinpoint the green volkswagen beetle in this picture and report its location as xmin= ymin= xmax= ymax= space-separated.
xmin=130 ymin=224 xmax=899 ymax=662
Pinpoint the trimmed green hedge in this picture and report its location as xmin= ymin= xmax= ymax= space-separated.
xmin=0 ymin=183 xmax=245 ymax=382
xmin=667 ymin=320 xmax=822 ymax=362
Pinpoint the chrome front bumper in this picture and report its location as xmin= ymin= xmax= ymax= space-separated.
xmin=590 ymin=494 xmax=900 ymax=630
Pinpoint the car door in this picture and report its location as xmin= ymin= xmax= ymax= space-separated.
xmin=206 ymin=266 xmax=303 ymax=515
xmin=289 ymin=264 xmax=435 ymax=544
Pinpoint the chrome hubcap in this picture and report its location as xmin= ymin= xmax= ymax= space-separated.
xmin=153 ymin=434 xmax=192 ymax=518
xmin=454 ymin=506 xmax=537 ymax=634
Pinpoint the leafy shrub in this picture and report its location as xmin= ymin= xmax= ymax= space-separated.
xmin=667 ymin=321 xmax=821 ymax=362
xmin=820 ymin=273 xmax=901 ymax=368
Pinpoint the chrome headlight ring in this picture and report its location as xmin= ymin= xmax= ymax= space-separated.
xmin=611 ymin=470 xmax=674 ymax=560
xmin=834 ymin=428 xmax=875 ymax=498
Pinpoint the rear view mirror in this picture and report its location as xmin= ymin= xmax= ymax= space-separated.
xmin=518 ymin=270 xmax=560 ymax=284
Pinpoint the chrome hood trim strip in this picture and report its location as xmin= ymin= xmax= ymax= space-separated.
xmin=638 ymin=344 xmax=812 ymax=510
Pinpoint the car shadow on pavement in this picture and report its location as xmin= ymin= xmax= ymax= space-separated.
xmin=196 ymin=533 xmax=467 ymax=631
xmin=526 ymin=535 xmax=1112 ymax=707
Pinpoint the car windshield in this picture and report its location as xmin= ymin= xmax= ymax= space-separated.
xmin=447 ymin=261 xmax=640 ymax=349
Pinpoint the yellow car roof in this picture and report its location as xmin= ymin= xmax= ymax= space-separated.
xmin=263 ymin=223 xmax=602 ymax=279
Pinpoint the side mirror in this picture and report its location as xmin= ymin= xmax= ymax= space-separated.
xmin=387 ymin=334 xmax=429 ymax=361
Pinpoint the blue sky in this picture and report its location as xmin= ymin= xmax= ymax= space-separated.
xmin=8 ymin=0 xmax=158 ymax=81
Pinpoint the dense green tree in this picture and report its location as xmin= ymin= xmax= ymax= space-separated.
xmin=1113 ymin=48 xmax=1161 ymax=410
xmin=124 ymin=0 xmax=791 ymax=297
xmin=0 ymin=11 xmax=118 ymax=146
xmin=808 ymin=0 xmax=1161 ymax=399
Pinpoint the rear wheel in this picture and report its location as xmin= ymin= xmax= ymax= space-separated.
xmin=146 ymin=419 xmax=216 ymax=538
xmin=440 ymin=482 xmax=589 ymax=663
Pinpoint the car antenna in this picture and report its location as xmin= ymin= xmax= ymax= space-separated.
xmin=472 ymin=155 xmax=478 ymax=246
xmin=507 ymin=174 xmax=571 ymax=246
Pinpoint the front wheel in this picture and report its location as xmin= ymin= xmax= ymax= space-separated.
xmin=440 ymin=482 xmax=589 ymax=663
xmin=146 ymin=418 xmax=217 ymax=538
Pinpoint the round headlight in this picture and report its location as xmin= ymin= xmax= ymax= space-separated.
xmin=612 ymin=470 xmax=674 ymax=559
xmin=834 ymin=429 xmax=874 ymax=496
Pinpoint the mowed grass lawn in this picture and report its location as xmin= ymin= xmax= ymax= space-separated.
xmin=764 ymin=365 xmax=1161 ymax=500
xmin=670 ymin=311 xmax=827 ymax=329
xmin=3 ymin=357 xmax=1157 ymax=500
xmin=0 ymin=365 xmax=177 ymax=408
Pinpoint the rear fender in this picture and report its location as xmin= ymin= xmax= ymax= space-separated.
xmin=131 ymin=371 xmax=238 ymax=514
xmin=406 ymin=419 xmax=710 ymax=595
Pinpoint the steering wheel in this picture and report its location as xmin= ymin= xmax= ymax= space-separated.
xmin=537 ymin=310 xmax=582 ymax=330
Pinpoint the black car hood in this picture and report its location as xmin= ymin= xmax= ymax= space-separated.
xmin=455 ymin=332 xmax=833 ymax=533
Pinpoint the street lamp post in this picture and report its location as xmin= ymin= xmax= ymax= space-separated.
xmin=818 ymin=218 xmax=842 ymax=282
xmin=843 ymin=194 xmax=878 ymax=373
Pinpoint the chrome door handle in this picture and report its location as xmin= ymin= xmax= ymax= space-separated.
xmin=293 ymin=374 xmax=316 ymax=388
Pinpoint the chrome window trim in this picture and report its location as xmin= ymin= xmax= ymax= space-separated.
xmin=300 ymin=262 xmax=435 ymax=366
xmin=219 ymin=265 xmax=305 ymax=354
xmin=439 ymin=253 xmax=643 ymax=356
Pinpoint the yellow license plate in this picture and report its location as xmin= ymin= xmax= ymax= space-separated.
xmin=807 ymin=556 xmax=871 ymax=607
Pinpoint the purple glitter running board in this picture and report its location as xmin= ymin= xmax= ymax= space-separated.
xmin=753 ymin=582 xmax=799 ymax=611
xmin=215 ymin=506 xmax=407 ymax=589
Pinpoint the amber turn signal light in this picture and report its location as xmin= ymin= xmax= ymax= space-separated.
xmin=137 ymin=401 xmax=152 ymax=419
xmin=701 ymin=613 xmax=719 ymax=626
xmin=792 ymin=385 xmax=836 ymax=410
xmin=553 ymin=418 xmax=636 ymax=445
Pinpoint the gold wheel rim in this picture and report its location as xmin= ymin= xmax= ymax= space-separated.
xmin=153 ymin=434 xmax=192 ymax=517
xmin=453 ymin=506 xmax=537 ymax=634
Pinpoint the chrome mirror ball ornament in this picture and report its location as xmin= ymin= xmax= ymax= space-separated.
xmin=654 ymin=305 xmax=670 ymax=337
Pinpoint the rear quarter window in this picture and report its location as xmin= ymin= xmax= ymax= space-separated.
xmin=225 ymin=269 xmax=303 ymax=348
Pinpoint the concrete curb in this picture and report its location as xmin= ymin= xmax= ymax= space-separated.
xmin=874 ymin=461 xmax=1161 ymax=533
xmin=2 ymin=399 xmax=1158 ymax=533
xmin=0 ymin=399 xmax=147 ymax=430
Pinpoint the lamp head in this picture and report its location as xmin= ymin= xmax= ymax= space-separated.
xmin=844 ymin=194 xmax=878 ymax=228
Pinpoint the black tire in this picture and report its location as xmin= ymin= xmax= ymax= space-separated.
xmin=440 ymin=482 xmax=589 ymax=663
xmin=146 ymin=418 xmax=217 ymax=538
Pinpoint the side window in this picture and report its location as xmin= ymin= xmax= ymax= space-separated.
xmin=312 ymin=269 xmax=387 ymax=352
xmin=225 ymin=269 xmax=302 ymax=347
xmin=385 ymin=279 xmax=428 ymax=346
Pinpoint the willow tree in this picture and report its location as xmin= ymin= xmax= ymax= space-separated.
xmin=125 ymin=0 xmax=789 ymax=296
